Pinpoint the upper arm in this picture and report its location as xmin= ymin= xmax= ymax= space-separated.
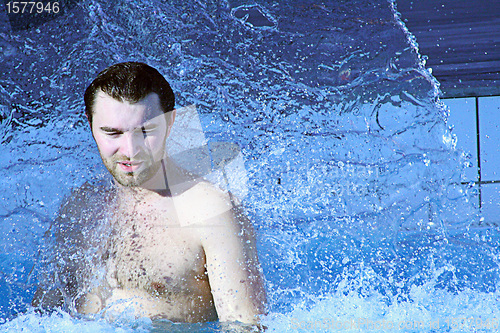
xmin=31 ymin=198 xmax=79 ymax=312
xmin=190 ymin=185 xmax=266 ymax=324
xmin=33 ymin=182 xmax=109 ymax=313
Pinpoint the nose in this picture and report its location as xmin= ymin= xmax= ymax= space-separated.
xmin=120 ymin=131 xmax=145 ymax=158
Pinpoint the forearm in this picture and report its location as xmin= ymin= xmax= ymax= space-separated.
xmin=32 ymin=287 xmax=64 ymax=313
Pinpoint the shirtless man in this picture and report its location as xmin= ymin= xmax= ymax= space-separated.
xmin=32 ymin=62 xmax=266 ymax=324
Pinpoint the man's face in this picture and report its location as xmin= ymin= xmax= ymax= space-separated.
xmin=91 ymin=91 xmax=174 ymax=187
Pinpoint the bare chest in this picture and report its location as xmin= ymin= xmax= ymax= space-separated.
xmin=105 ymin=204 xmax=207 ymax=296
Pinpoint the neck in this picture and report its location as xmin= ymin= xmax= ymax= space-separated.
xmin=141 ymin=158 xmax=171 ymax=195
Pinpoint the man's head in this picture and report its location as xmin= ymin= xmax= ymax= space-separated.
xmin=84 ymin=62 xmax=176 ymax=188
xmin=84 ymin=62 xmax=175 ymax=124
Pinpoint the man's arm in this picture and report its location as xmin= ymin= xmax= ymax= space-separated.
xmin=184 ymin=183 xmax=266 ymax=324
xmin=32 ymin=286 xmax=65 ymax=311
xmin=32 ymin=182 xmax=110 ymax=313
xmin=201 ymin=208 xmax=267 ymax=324
xmin=32 ymin=192 xmax=81 ymax=313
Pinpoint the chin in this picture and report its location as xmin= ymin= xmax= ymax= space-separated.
xmin=114 ymin=173 xmax=148 ymax=187
xmin=113 ymin=164 xmax=161 ymax=188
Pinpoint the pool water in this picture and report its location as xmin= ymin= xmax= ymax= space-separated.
xmin=1 ymin=0 xmax=498 ymax=332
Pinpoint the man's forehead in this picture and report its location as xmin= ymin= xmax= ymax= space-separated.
xmin=94 ymin=91 xmax=166 ymax=123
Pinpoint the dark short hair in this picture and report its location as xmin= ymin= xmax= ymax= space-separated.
xmin=84 ymin=62 xmax=175 ymax=123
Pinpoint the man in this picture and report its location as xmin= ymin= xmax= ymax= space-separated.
xmin=33 ymin=62 xmax=266 ymax=324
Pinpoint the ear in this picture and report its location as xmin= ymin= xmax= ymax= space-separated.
xmin=166 ymin=109 xmax=176 ymax=138
xmin=85 ymin=113 xmax=96 ymax=138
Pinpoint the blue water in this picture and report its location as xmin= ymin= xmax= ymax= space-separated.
xmin=1 ymin=0 xmax=499 ymax=332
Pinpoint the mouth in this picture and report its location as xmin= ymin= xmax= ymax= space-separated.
xmin=117 ymin=160 xmax=143 ymax=172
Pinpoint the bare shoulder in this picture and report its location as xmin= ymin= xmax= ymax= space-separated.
xmin=54 ymin=180 xmax=114 ymax=244
xmin=59 ymin=181 xmax=111 ymax=215
xmin=173 ymin=181 xmax=240 ymax=228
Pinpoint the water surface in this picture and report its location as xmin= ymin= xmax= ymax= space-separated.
xmin=1 ymin=0 xmax=497 ymax=332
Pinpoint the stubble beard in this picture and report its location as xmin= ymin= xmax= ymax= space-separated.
xmin=102 ymin=154 xmax=163 ymax=187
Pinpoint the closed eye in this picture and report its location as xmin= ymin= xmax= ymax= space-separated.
xmin=100 ymin=127 xmax=123 ymax=137
xmin=106 ymin=131 xmax=122 ymax=137
xmin=140 ymin=126 xmax=157 ymax=136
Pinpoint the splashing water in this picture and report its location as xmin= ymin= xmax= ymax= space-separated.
xmin=1 ymin=0 xmax=497 ymax=332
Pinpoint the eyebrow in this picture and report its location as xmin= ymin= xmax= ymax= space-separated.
xmin=100 ymin=126 xmax=122 ymax=133
xmin=99 ymin=124 xmax=157 ymax=132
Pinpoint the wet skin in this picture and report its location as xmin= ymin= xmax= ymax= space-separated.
xmin=90 ymin=92 xmax=173 ymax=189
xmin=34 ymin=92 xmax=266 ymax=324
